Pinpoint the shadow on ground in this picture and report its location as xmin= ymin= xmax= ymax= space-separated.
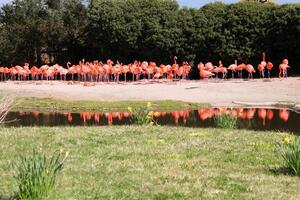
xmin=0 ymin=195 xmax=17 ymax=200
xmin=269 ymin=166 xmax=293 ymax=176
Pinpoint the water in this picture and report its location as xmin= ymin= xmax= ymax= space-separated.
xmin=4 ymin=108 xmax=300 ymax=134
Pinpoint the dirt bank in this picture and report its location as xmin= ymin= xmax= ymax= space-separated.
xmin=1 ymin=78 xmax=300 ymax=106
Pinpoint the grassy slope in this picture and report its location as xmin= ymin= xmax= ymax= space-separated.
xmin=13 ymin=98 xmax=208 ymax=112
xmin=0 ymin=126 xmax=299 ymax=200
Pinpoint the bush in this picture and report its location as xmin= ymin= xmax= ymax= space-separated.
xmin=278 ymin=136 xmax=300 ymax=176
xmin=14 ymin=150 xmax=69 ymax=200
xmin=214 ymin=114 xmax=237 ymax=129
xmin=128 ymin=102 xmax=155 ymax=125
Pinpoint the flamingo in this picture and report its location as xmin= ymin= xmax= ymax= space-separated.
xmin=198 ymin=62 xmax=215 ymax=79
xmin=67 ymin=62 xmax=76 ymax=81
xmin=258 ymin=52 xmax=266 ymax=78
xmin=204 ymin=62 xmax=214 ymax=72
xmin=4 ymin=67 xmax=10 ymax=81
xmin=266 ymin=62 xmax=273 ymax=78
xmin=0 ymin=67 xmax=4 ymax=81
xmin=213 ymin=61 xmax=227 ymax=79
xmin=245 ymin=64 xmax=256 ymax=79
xmin=236 ymin=63 xmax=245 ymax=78
xmin=153 ymin=68 xmax=163 ymax=79
xmin=122 ymin=65 xmax=130 ymax=81
xmin=228 ymin=60 xmax=238 ymax=78
xmin=279 ymin=59 xmax=290 ymax=78
xmin=23 ymin=63 xmax=31 ymax=80
xmin=172 ymin=56 xmax=179 ymax=79
xmin=0 ymin=53 xmax=288 ymax=83
xmin=219 ymin=61 xmax=228 ymax=79
xmin=182 ymin=62 xmax=191 ymax=80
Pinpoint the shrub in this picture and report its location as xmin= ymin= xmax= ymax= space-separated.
xmin=14 ymin=150 xmax=69 ymax=200
xmin=214 ymin=114 xmax=237 ymax=129
xmin=0 ymin=95 xmax=14 ymax=125
xmin=128 ymin=102 xmax=155 ymax=125
xmin=278 ymin=135 xmax=300 ymax=176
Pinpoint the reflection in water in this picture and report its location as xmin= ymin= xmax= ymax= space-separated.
xmin=279 ymin=109 xmax=290 ymax=122
xmin=267 ymin=109 xmax=274 ymax=120
xmin=5 ymin=108 xmax=299 ymax=134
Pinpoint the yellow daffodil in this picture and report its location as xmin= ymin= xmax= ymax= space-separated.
xmin=147 ymin=102 xmax=152 ymax=107
xmin=283 ymin=135 xmax=291 ymax=145
xmin=128 ymin=106 xmax=132 ymax=112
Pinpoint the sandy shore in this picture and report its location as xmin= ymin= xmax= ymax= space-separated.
xmin=1 ymin=78 xmax=300 ymax=106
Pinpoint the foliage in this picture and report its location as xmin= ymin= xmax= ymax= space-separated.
xmin=14 ymin=149 xmax=69 ymax=200
xmin=278 ymin=135 xmax=300 ymax=176
xmin=0 ymin=95 xmax=14 ymax=125
xmin=128 ymin=102 xmax=155 ymax=125
xmin=214 ymin=114 xmax=237 ymax=129
xmin=0 ymin=0 xmax=299 ymax=76
xmin=240 ymin=0 xmax=276 ymax=3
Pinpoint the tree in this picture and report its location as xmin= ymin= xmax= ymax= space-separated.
xmin=0 ymin=0 xmax=65 ymax=65
xmin=200 ymin=2 xmax=228 ymax=63
xmin=88 ymin=0 xmax=181 ymax=63
xmin=240 ymin=0 xmax=276 ymax=3
xmin=268 ymin=4 xmax=300 ymax=75
xmin=60 ymin=0 xmax=87 ymax=63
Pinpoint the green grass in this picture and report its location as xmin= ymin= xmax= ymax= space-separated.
xmin=12 ymin=98 xmax=208 ymax=112
xmin=214 ymin=114 xmax=237 ymax=129
xmin=0 ymin=126 xmax=299 ymax=199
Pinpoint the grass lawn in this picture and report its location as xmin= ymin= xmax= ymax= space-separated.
xmin=12 ymin=98 xmax=208 ymax=112
xmin=0 ymin=126 xmax=299 ymax=199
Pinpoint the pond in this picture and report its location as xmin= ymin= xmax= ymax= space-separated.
xmin=5 ymin=108 xmax=300 ymax=134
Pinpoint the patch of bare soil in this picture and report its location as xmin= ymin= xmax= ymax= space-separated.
xmin=1 ymin=78 xmax=300 ymax=106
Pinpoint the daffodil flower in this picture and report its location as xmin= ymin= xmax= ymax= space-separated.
xmin=128 ymin=107 xmax=132 ymax=112
xmin=283 ymin=136 xmax=291 ymax=145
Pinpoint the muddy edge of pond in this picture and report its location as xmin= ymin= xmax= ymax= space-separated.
xmin=232 ymin=101 xmax=300 ymax=113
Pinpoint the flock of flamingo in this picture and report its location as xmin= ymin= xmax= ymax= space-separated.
xmin=0 ymin=53 xmax=291 ymax=83
xmin=0 ymin=57 xmax=191 ymax=82
xmin=198 ymin=53 xmax=290 ymax=79
xmin=17 ymin=107 xmax=290 ymax=126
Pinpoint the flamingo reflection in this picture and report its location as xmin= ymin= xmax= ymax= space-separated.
xmin=198 ymin=108 xmax=214 ymax=120
xmin=279 ymin=109 xmax=290 ymax=122
xmin=17 ymin=107 xmax=292 ymax=126
xmin=266 ymin=109 xmax=274 ymax=120
xmin=258 ymin=109 xmax=267 ymax=126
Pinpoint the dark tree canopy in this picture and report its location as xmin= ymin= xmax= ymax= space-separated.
xmin=0 ymin=0 xmax=299 ymax=77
